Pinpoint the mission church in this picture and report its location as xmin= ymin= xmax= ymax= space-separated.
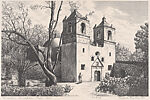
xmin=2 ymin=9 xmax=116 ymax=85
xmin=55 ymin=10 xmax=116 ymax=82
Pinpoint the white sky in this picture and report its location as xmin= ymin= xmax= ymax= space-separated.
xmin=13 ymin=1 xmax=148 ymax=52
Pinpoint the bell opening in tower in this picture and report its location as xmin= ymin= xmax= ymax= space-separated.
xmin=81 ymin=23 xmax=86 ymax=34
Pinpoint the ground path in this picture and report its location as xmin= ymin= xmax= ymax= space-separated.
xmin=58 ymin=82 xmax=117 ymax=97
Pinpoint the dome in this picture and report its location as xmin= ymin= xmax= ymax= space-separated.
xmin=43 ymin=38 xmax=61 ymax=48
xmin=51 ymin=38 xmax=61 ymax=48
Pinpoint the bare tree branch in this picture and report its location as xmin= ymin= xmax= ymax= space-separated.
xmin=52 ymin=34 xmax=62 ymax=70
xmin=23 ymin=63 xmax=38 ymax=73
xmin=51 ymin=1 xmax=63 ymax=34
xmin=2 ymin=30 xmax=43 ymax=65
xmin=36 ymin=47 xmax=46 ymax=61
xmin=2 ymin=1 xmax=63 ymax=86
xmin=48 ymin=1 xmax=55 ymax=40
xmin=7 ymin=33 xmax=29 ymax=46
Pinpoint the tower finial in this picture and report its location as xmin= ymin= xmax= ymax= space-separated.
xmin=63 ymin=16 xmax=67 ymax=22
xmin=93 ymin=24 xmax=97 ymax=29
xmin=102 ymin=16 xmax=106 ymax=22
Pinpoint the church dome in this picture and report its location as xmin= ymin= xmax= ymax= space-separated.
xmin=51 ymin=38 xmax=61 ymax=48
xmin=43 ymin=38 xmax=61 ymax=48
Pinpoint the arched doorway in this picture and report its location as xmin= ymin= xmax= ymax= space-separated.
xmin=94 ymin=71 xmax=100 ymax=81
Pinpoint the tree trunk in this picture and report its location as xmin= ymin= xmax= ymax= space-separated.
xmin=45 ymin=77 xmax=57 ymax=87
xmin=44 ymin=67 xmax=57 ymax=87
xmin=18 ymin=70 xmax=26 ymax=87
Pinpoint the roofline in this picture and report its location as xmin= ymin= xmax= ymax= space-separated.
xmin=93 ymin=25 xmax=115 ymax=30
xmin=76 ymin=34 xmax=90 ymax=38
xmin=104 ymin=40 xmax=116 ymax=44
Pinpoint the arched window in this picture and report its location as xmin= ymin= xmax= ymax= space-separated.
xmin=97 ymin=31 xmax=101 ymax=38
xmin=81 ymin=23 xmax=86 ymax=33
xmin=107 ymin=31 xmax=112 ymax=40
xmin=68 ymin=22 xmax=72 ymax=32
xmin=109 ymin=52 xmax=111 ymax=56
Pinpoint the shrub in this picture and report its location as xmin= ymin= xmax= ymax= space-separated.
xmin=114 ymin=83 xmax=129 ymax=96
xmin=127 ymin=77 xmax=148 ymax=96
xmin=105 ymin=72 xmax=110 ymax=80
xmin=50 ymin=85 xmax=65 ymax=96
xmin=112 ymin=63 xmax=142 ymax=77
xmin=95 ymin=77 xmax=130 ymax=96
xmin=1 ymin=85 xmax=65 ymax=96
xmin=63 ymin=84 xmax=72 ymax=93
xmin=96 ymin=76 xmax=148 ymax=96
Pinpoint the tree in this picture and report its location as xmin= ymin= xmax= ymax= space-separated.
xmin=134 ymin=23 xmax=148 ymax=77
xmin=2 ymin=1 xmax=63 ymax=86
xmin=115 ymin=43 xmax=132 ymax=61
xmin=134 ymin=23 xmax=148 ymax=62
xmin=1 ymin=44 xmax=38 ymax=86
xmin=130 ymin=49 xmax=145 ymax=62
xmin=10 ymin=46 xmax=38 ymax=86
xmin=2 ymin=25 xmax=49 ymax=87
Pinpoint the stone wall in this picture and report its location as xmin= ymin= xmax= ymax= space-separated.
xmin=61 ymin=43 xmax=77 ymax=82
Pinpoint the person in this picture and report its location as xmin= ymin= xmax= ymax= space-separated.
xmin=78 ymin=73 xmax=82 ymax=83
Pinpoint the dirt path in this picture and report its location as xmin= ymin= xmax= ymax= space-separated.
xmin=66 ymin=82 xmax=116 ymax=97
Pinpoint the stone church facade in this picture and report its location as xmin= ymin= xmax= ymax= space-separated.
xmin=57 ymin=10 xmax=116 ymax=82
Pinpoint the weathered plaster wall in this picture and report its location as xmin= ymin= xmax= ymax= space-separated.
xmin=76 ymin=36 xmax=91 ymax=81
xmin=90 ymin=41 xmax=115 ymax=80
xmin=102 ymin=42 xmax=116 ymax=75
xmin=61 ymin=43 xmax=77 ymax=82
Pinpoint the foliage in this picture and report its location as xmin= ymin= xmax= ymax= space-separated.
xmin=63 ymin=84 xmax=72 ymax=93
xmin=132 ymin=23 xmax=148 ymax=78
xmin=113 ymin=82 xmax=130 ymax=96
xmin=134 ymin=23 xmax=148 ymax=62
xmin=25 ymin=65 xmax=46 ymax=80
xmin=1 ymin=1 xmax=48 ymax=86
xmin=110 ymin=63 xmax=143 ymax=78
xmin=96 ymin=76 xmax=148 ymax=96
xmin=105 ymin=72 xmax=110 ymax=80
xmin=130 ymin=49 xmax=145 ymax=62
xmin=2 ymin=44 xmax=40 ymax=86
xmin=115 ymin=43 xmax=132 ymax=61
xmin=2 ymin=1 xmax=63 ymax=86
xmin=126 ymin=76 xmax=148 ymax=96
xmin=96 ymin=77 xmax=130 ymax=96
xmin=1 ymin=85 xmax=65 ymax=96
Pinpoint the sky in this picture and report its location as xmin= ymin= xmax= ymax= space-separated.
xmin=8 ymin=1 xmax=148 ymax=52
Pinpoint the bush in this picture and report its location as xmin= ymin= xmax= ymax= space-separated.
xmin=96 ymin=76 xmax=148 ymax=96
xmin=63 ymin=84 xmax=72 ymax=93
xmin=96 ymin=77 xmax=130 ymax=96
xmin=112 ymin=63 xmax=142 ymax=77
xmin=114 ymin=83 xmax=129 ymax=96
xmin=127 ymin=77 xmax=148 ymax=96
xmin=1 ymin=85 xmax=65 ymax=96
xmin=105 ymin=72 xmax=110 ymax=80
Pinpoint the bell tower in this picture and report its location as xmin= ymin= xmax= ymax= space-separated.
xmin=93 ymin=17 xmax=115 ymax=47
xmin=61 ymin=10 xmax=91 ymax=82
xmin=62 ymin=10 xmax=90 ymax=44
